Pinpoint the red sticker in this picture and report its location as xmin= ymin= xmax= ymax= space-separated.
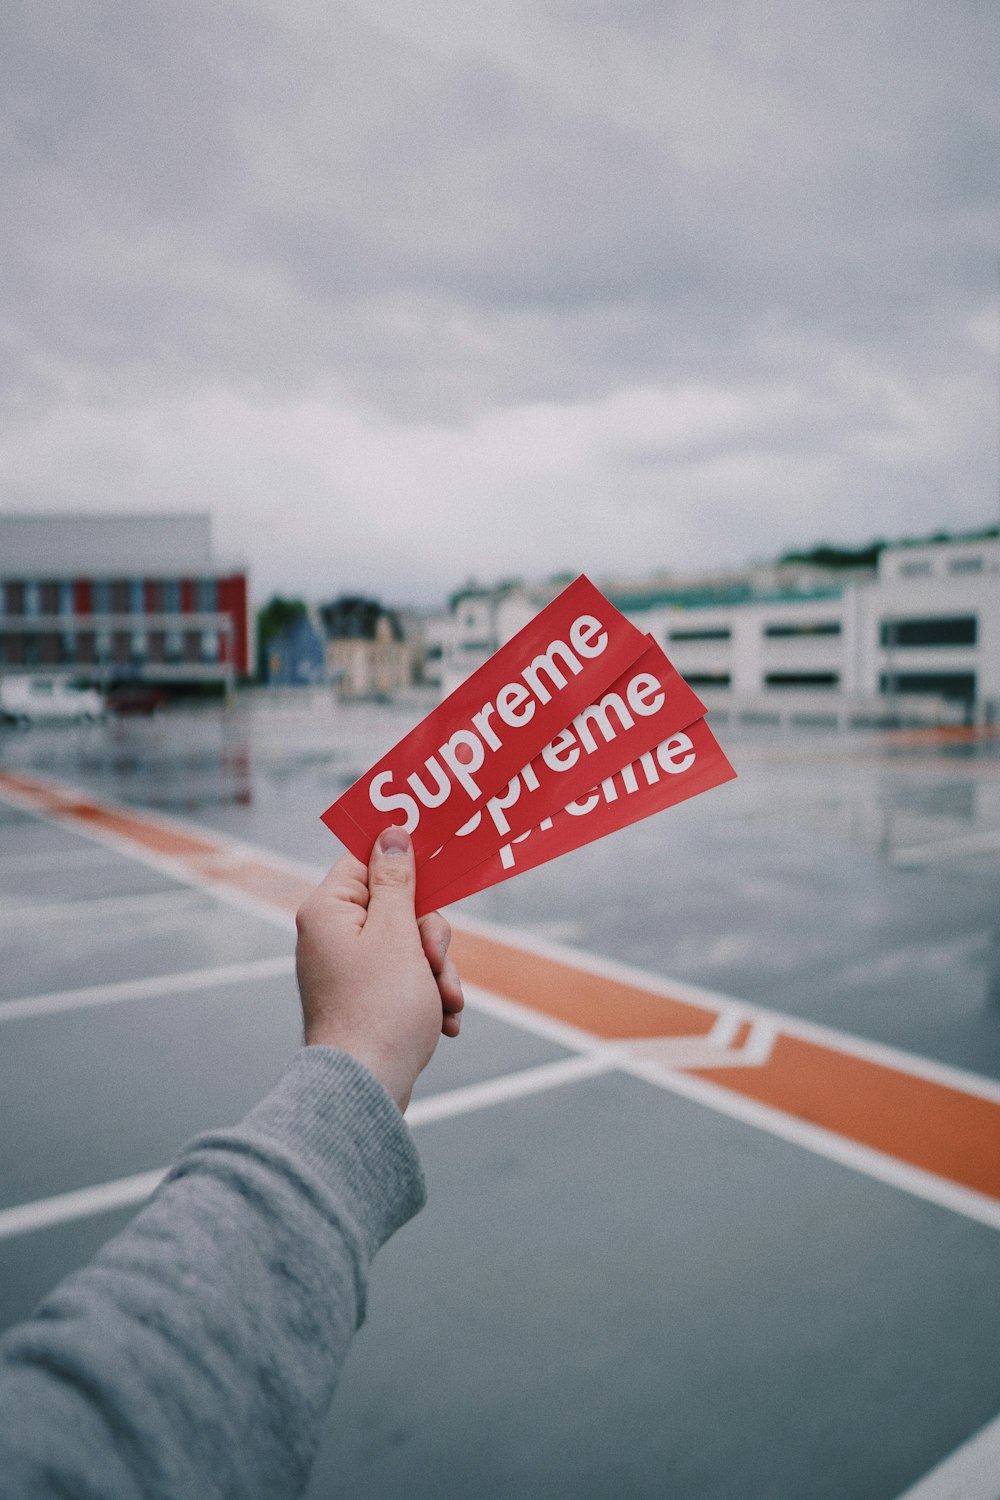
xmin=415 ymin=717 xmax=736 ymax=915
xmin=418 ymin=638 xmax=705 ymax=892
xmin=321 ymin=577 xmax=647 ymax=861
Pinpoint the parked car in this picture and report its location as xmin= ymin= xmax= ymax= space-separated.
xmin=0 ymin=676 xmax=105 ymax=724
xmin=104 ymin=683 xmax=167 ymax=716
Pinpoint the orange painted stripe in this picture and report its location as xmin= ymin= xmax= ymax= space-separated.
xmin=195 ymin=858 xmax=315 ymax=913
xmin=4 ymin=768 xmax=999 ymax=1208
xmin=62 ymin=802 xmax=221 ymax=859
xmin=697 ymin=1033 xmax=1000 ymax=1201
xmin=448 ymin=927 xmax=718 ymax=1039
xmin=0 ymin=773 xmax=221 ymax=859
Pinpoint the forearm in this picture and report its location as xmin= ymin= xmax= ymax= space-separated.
xmin=0 ymin=1048 xmax=425 ymax=1500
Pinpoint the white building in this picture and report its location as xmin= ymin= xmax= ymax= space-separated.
xmin=430 ymin=537 xmax=999 ymax=727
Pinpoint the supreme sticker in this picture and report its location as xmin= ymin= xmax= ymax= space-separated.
xmin=418 ymin=638 xmax=706 ymax=893
xmin=321 ymin=576 xmax=647 ymax=862
xmin=415 ymin=716 xmax=736 ymax=915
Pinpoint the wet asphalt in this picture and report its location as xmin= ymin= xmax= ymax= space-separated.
xmin=1 ymin=694 xmax=999 ymax=1498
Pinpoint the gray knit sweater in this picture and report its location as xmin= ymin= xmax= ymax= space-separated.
xmin=0 ymin=1047 xmax=426 ymax=1500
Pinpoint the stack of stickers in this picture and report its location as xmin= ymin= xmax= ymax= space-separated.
xmin=322 ymin=576 xmax=736 ymax=917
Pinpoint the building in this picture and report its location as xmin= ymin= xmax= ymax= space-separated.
xmin=263 ymin=613 xmax=327 ymax=686
xmin=423 ymin=582 xmax=549 ymax=695
xmin=430 ymin=536 xmax=1000 ymax=726
xmin=0 ymin=513 xmax=251 ymax=690
xmin=318 ymin=595 xmax=413 ymax=699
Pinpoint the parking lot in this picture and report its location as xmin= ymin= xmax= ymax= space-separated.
xmin=1 ymin=698 xmax=999 ymax=1498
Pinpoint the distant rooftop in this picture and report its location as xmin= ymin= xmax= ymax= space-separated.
xmin=605 ymin=583 xmax=844 ymax=613
xmin=0 ymin=513 xmax=215 ymax=575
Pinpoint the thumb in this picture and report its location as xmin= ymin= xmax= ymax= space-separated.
xmin=366 ymin=826 xmax=419 ymax=934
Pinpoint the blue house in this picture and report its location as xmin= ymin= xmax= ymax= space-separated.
xmin=266 ymin=615 xmax=326 ymax=685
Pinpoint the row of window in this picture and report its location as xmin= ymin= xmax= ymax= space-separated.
xmin=0 ymin=630 xmax=224 ymax=668
xmin=898 ymin=556 xmax=985 ymax=578
xmin=666 ymin=615 xmax=978 ymax=649
xmin=0 ymin=579 xmax=219 ymax=616
xmin=668 ymin=621 xmax=843 ymax=643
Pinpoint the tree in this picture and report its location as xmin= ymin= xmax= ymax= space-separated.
xmin=256 ymin=596 xmax=307 ymax=679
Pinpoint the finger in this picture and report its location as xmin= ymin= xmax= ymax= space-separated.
xmin=365 ymin=826 xmax=418 ymax=936
xmin=441 ymin=1011 xmax=461 ymax=1039
xmin=418 ymin=911 xmax=451 ymax=974
xmin=436 ymin=954 xmax=464 ymax=1015
xmin=296 ymin=852 xmax=368 ymax=933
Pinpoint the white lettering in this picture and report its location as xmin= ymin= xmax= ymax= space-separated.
xmin=496 ymin=681 xmax=535 ymax=727
xmin=566 ymin=790 xmax=601 ymax=815
xmin=626 ymin=672 xmax=665 ymax=717
xmin=570 ymin=614 xmax=608 ymax=658
xmin=471 ymin=703 xmax=502 ymax=751
xmin=498 ymin=828 xmax=533 ymax=870
xmin=657 ymin=732 xmax=696 ymax=774
xmin=438 ymin=729 xmax=486 ymax=800
xmin=522 ymin=639 xmax=581 ymax=704
xmin=573 ymin=691 xmax=634 ymax=754
xmin=407 ymin=756 xmax=451 ymax=808
xmin=541 ymin=727 xmax=580 ymax=773
xmin=486 ymin=776 xmax=522 ymax=836
xmin=369 ymin=771 xmax=420 ymax=832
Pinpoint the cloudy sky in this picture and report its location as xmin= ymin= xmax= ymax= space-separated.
xmin=3 ymin=0 xmax=998 ymax=606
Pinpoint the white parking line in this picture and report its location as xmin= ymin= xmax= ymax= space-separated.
xmin=0 ymin=889 xmax=206 ymax=926
xmin=0 ymin=1170 xmax=168 ymax=1241
xmin=407 ymin=1054 xmax=617 ymax=1126
xmin=0 ymin=847 xmax=119 ymax=871
xmin=0 ymin=1056 xmax=614 ymax=1242
xmin=623 ymin=1058 xmax=1000 ymax=1234
xmin=894 ymin=1409 xmax=1000 ymax=1499
xmin=0 ymin=956 xmax=296 ymax=1023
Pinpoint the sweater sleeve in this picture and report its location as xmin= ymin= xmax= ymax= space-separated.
xmin=0 ymin=1047 xmax=426 ymax=1500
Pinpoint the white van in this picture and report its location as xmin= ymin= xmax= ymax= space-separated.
xmin=0 ymin=676 xmax=105 ymax=724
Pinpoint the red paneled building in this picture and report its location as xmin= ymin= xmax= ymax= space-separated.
xmin=0 ymin=514 xmax=251 ymax=688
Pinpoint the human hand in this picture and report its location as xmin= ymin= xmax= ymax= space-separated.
xmin=295 ymin=827 xmax=464 ymax=1111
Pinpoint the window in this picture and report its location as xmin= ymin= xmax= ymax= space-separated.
xmin=763 ymin=621 xmax=841 ymax=638
xmin=949 ymin=556 xmax=983 ymax=575
xmin=683 ymin=672 xmax=731 ymax=687
xmin=899 ymin=561 xmax=932 ymax=578
xmin=23 ymin=581 xmax=40 ymax=616
xmin=165 ymin=629 xmax=183 ymax=662
xmin=880 ymin=616 xmax=977 ymax=648
xmin=200 ymin=629 xmax=219 ymax=662
xmin=130 ymin=579 xmax=145 ymax=614
xmin=92 ymin=581 xmax=111 ymax=614
xmin=197 ymin=579 xmax=217 ymax=612
xmin=668 ymin=627 xmax=732 ymax=642
xmin=764 ymin=672 xmax=839 ymax=689
xmin=881 ymin=672 xmax=976 ymax=702
xmin=163 ymin=580 xmax=181 ymax=614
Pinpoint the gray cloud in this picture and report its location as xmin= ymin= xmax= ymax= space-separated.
xmin=1 ymin=0 xmax=998 ymax=603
